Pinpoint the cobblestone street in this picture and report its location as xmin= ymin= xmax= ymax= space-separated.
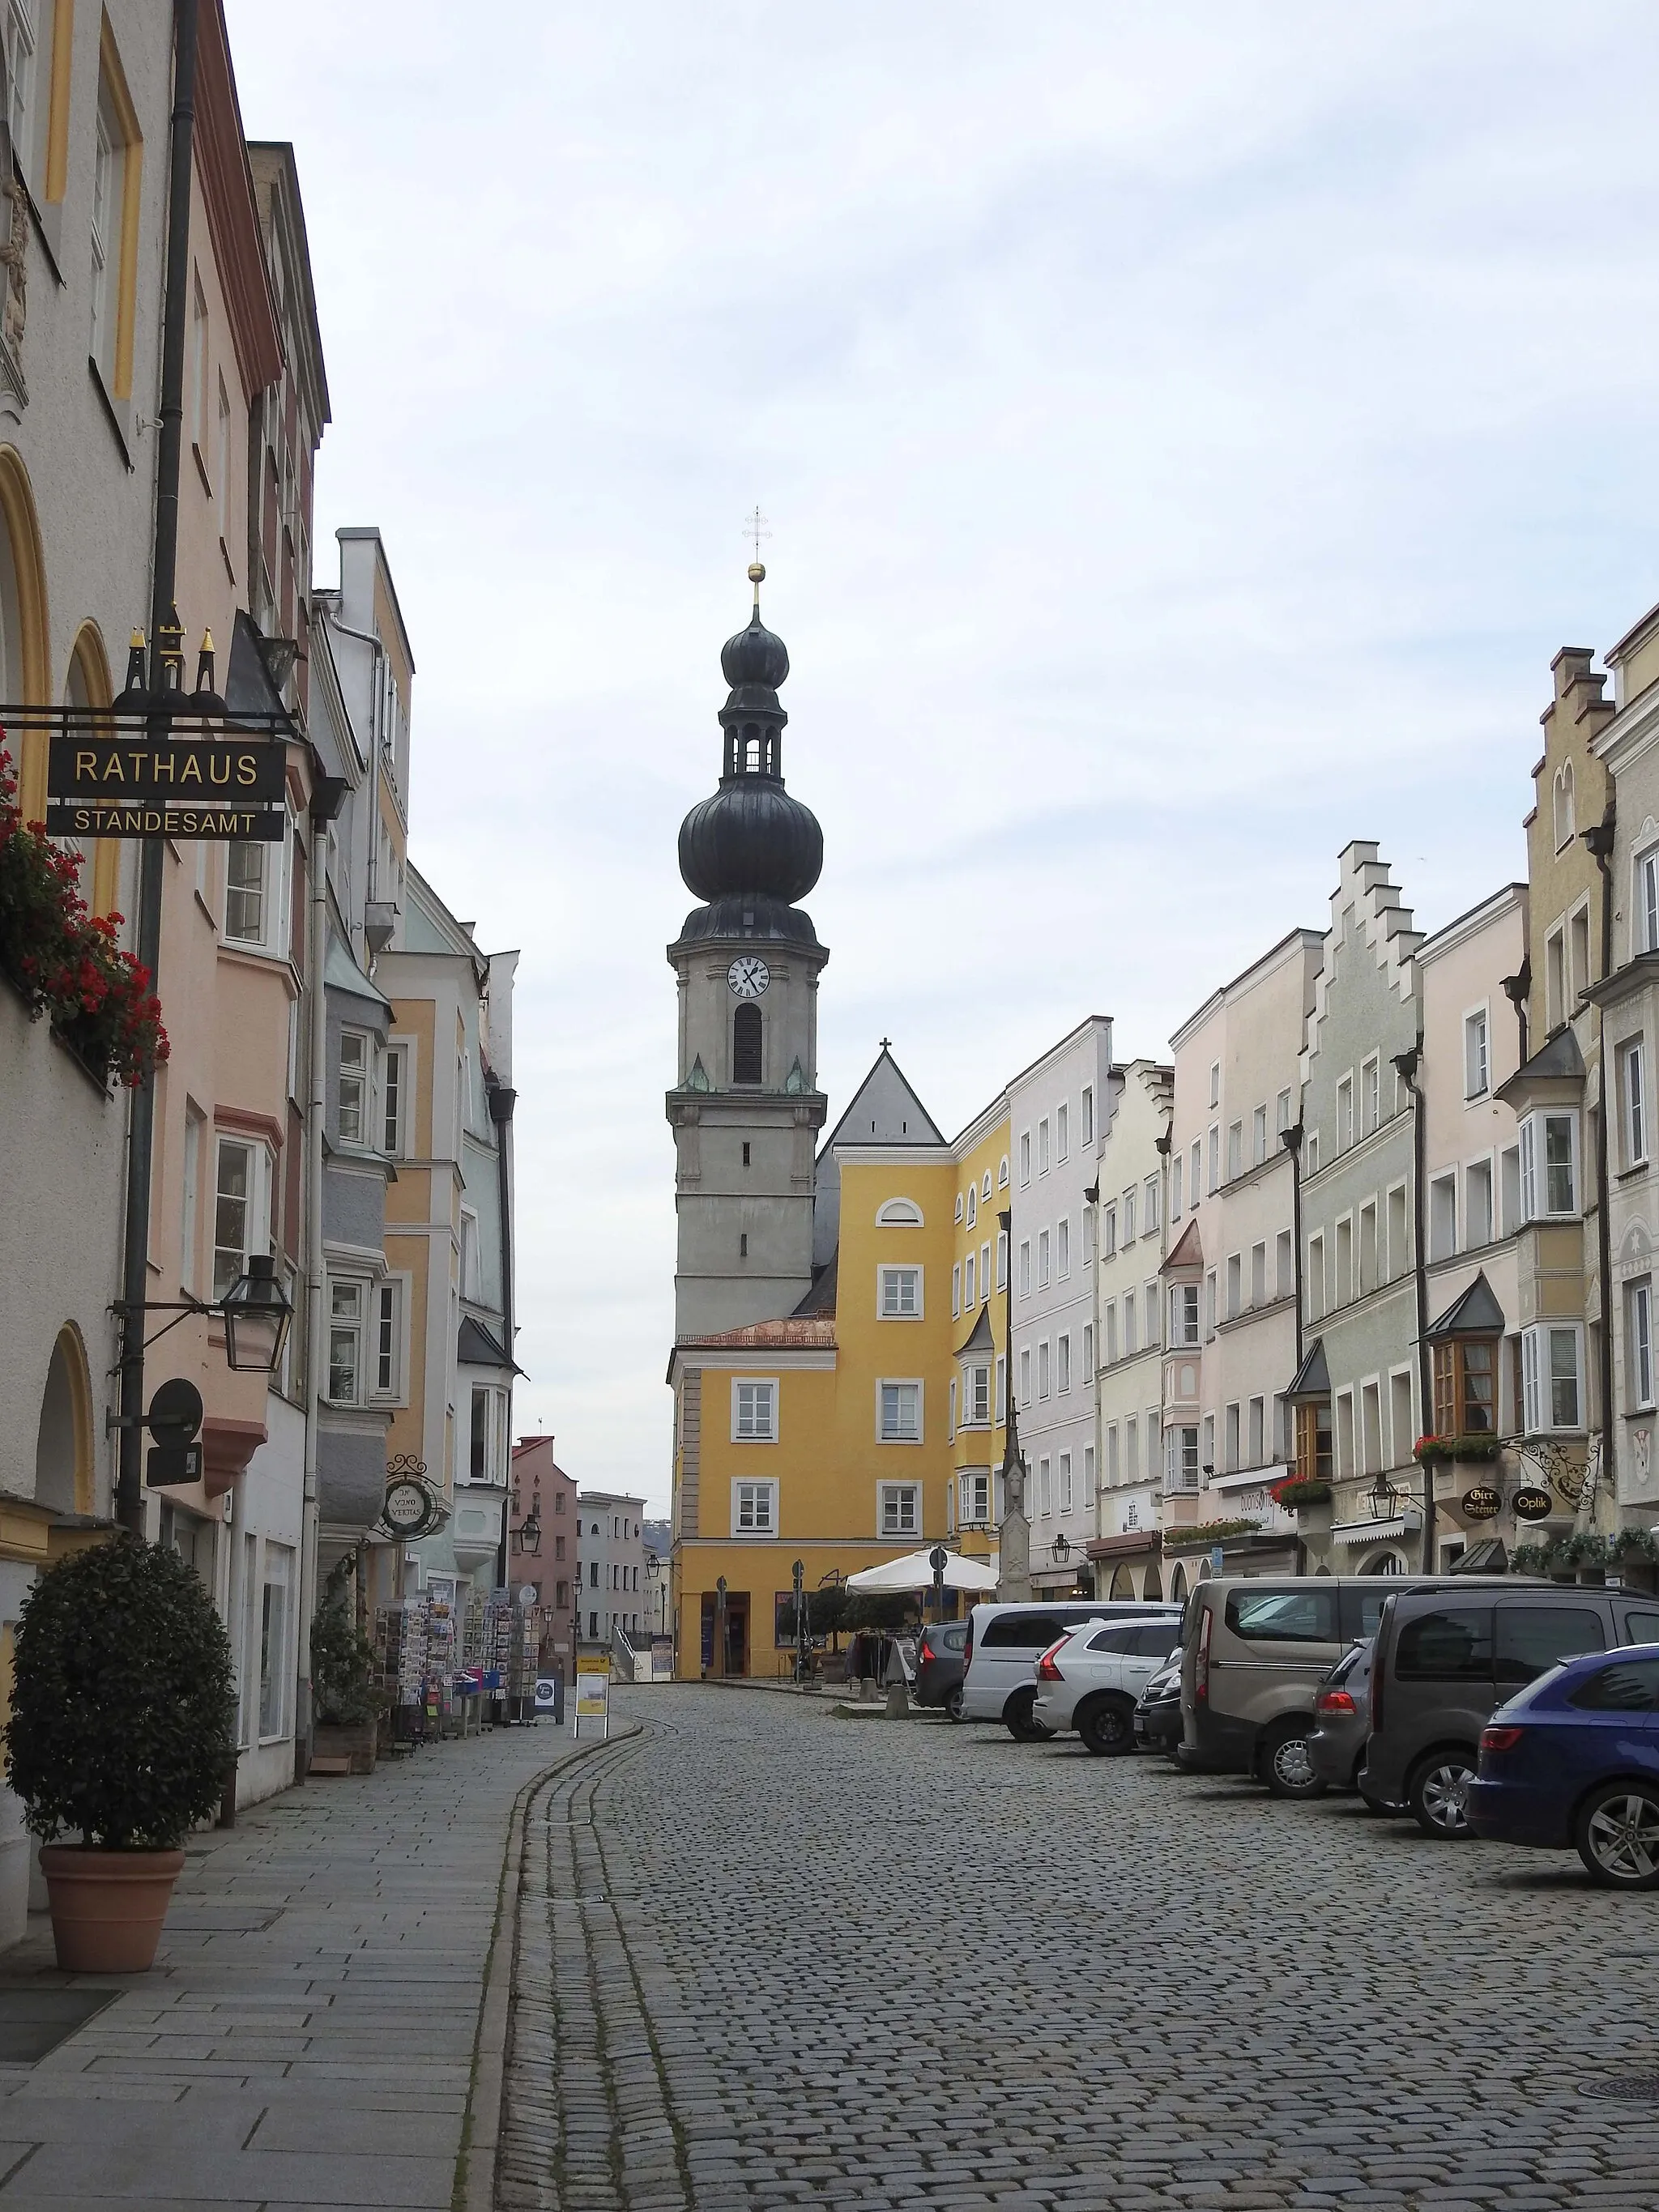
xmin=499 ymin=1684 xmax=1659 ymax=2212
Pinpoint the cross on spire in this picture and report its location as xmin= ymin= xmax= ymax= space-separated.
xmin=879 ymin=1036 xmax=893 ymax=1051
xmin=743 ymin=505 xmax=770 ymax=562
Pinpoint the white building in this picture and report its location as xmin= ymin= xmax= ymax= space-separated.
xmin=1009 ymin=1018 xmax=1115 ymax=1595
xmin=577 ymin=1491 xmax=648 ymax=1646
xmin=1090 ymin=1060 xmax=1172 ymax=1597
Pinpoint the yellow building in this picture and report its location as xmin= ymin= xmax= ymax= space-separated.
xmin=669 ymin=1093 xmax=1010 ymax=1677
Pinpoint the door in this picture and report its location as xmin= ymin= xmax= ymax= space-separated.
xmin=725 ymin=1595 xmax=749 ymax=1677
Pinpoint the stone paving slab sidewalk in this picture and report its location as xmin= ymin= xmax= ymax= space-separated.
xmin=0 ymin=1719 xmax=601 ymax=2211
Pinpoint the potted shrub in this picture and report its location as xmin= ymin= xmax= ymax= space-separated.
xmin=4 ymin=1535 xmax=236 ymax=1971
xmin=310 ymin=1561 xmax=382 ymax=1774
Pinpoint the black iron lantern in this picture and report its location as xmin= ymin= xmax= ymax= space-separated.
xmin=1367 ymin=1471 xmax=1401 ymax=1522
xmin=515 ymin=1507 xmax=543 ymax=1554
xmin=220 ymin=1253 xmax=293 ymax=1373
xmin=1051 ymin=1532 xmax=1071 ymax=1565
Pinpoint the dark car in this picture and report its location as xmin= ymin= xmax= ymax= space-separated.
xmin=1467 ymin=1643 xmax=1659 ymax=1886
xmin=1133 ymin=1659 xmax=1184 ymax=1758
xmin=1360 ymin=1583 xmax=1659 ymax=1839
xmin=914 ymin=1622 xmax=969 ymax=1719
xmin=1306 ymin=1639 xmax=1374 ymax=1792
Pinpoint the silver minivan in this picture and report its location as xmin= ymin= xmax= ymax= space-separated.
xmin=963 ymin=1600 xmax=1182 ymax=1740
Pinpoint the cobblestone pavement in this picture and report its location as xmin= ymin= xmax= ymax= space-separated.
xmin=498 ymin=1685 xmax=1659 ymax=2212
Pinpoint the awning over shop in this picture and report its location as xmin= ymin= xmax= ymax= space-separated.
xmin=1085 ymin=1529 xmax=1161 ymax=1561
xmin=1333 ymin=1515 xmax=1416 ymax=1546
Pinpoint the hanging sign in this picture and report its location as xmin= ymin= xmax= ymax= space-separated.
xmin=48 ymin=732 xmax=287 ymax=805
xmin=1512 ymin=1485 xmax=1554 ymax=1522
xmin=43 ymin=800 xmax=284 ymax=842
xmin=1461 ymin=1485 xmax=1502 ymax=1521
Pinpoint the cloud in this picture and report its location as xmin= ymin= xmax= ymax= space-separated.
xmin=227 ymin=0 xmax=1659 ymax=1505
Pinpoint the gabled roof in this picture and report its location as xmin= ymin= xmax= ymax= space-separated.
xmin=817 ymin=1044 xmax=946 ymax=1158
xmin=1505 ymin=1023 xmax=1585 ymax=1086
xmin=954 ymin=1305 xmax=996 ymax=1358
xmin=1285 ymin=1336 xmax=1330 ymax=1401
xmin=1427 ymin=1269 xmax=1506 ymax=1341
xmin=792 ymin=1253 xmax=838 ymax=1317
xmin=458 ymin=1315 xmax=522 ymax=1375
xmin=1161 ymin=1217 xmax=1204 ymax=1273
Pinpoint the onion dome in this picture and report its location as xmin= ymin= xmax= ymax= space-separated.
xmin=676 ymin=564 xmax=824 ymax=923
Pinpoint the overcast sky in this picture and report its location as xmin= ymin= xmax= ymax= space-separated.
xmin=225 ymin=2 xmax=1659 ymax=1509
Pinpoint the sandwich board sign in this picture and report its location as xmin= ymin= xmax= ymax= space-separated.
xmin=574 ymin=1651 xmax=609 ymax=1739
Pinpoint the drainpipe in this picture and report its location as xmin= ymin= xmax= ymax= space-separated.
xmin=296 ymin=778 xmax=348 ymax=1779
xmin=1393 ymin=1046 xmax=1434 ymax=1572
xmin=1501 ymin=961 xmax=1530 ymax=1072
xmin=488 ymin=1075 xmax=518 ymax=1605
xmin=1584 ymin=818 xmax=1618 ymax=1514
xmin=1279 ymin=1120 xmax=1306 ymax=1575
xmin=116 ymin=0 xmax=198 ymax=1536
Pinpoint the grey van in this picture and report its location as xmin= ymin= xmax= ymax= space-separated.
xmin=1361 ymin=1582 xmax=1659 ymax=1837
xmin=1180 ymin=1574 xmax=1489 ymax=1800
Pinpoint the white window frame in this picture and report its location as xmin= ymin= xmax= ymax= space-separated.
xmin=876 ymin=1196 xmax=923 ymax=1225
xmin=1621 ymin=1038 xmax=1648 ymax=1170
xmin=1057 ymin=1333 xmax=1071 ymax=1393
xmin=958 ymin=1469 xmax=992 ymax=1527
xmin=877 ymin=1379 xmax=923 ymax=1444
xmin=878 ymin=1264 xmax=923 ymax=1319
xmin=1521 ymin=1323 xmax=1584 ymax=1435
xmin=1361 ymin=1055 xmax=1381 ymax=1137
xmin=731 ymin=1379 xmax=778 ymax=1443
xmin=964 ymin=1362 xmax=991 ymax=1426
xmin=1630 ymin=1279 xmax=1655 ymax=1413
xmin=382 ymin=1038 xmax=409 ymax=1157
xmin=223 ymin=818 xmax=292 ymax=958
xmin=1519 ymin=1109 xmax=1580 ymax=1221
xmin=1463 ymin=1005 xmax=1490 ymax=1101
xmin=1636 ymin=842 xmax=1659 ymax=958
xmin=338 ymin=1029 xmax=371 ymax=1147
xmin=998 ymin=1153 xmax=1010 ymax=1188
xmin=1019 ymin=1132 xmax=1030 ymax=1185
xmin=1056 ymin=1217 xmax=1070 ymax=1280
xmin=731 ymin=1477 xmax=778 ymax=1536
xmin=1081 ymin=1087 xmax=1094 ymax=1146
xmin=996 ymin=1230 xmax=1009 ymax=1289
xmin=1170 ymin=1283 xmax=1200 ymax=1348
xmin=326 ymin=1276 xmax=367 ymax=1405
xmin=877 ymin=1481 xmax=920 ymax=1538
xmin=1144 ymin=1174 xmax=1160 ymax=1233
xmin=1056 ymin=1102 xmax=1068 ymax=1161
xmin=211 ymin=1132 xmax=272 ymax=1302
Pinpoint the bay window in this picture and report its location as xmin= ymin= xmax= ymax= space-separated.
xmin=1518 ymin=1110 xmax=1579 ymax=1221
xmin=1294 ymin=1400 xmax=1333 ymax=1484
xmin=1431 ymin=1337 xmax=1497 ymax=1438
xmin=1521 ymin=1323 xmax=1584 ymax=1434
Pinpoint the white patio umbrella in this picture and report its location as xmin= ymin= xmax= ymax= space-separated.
xmin=843 ymin=1546 xmax=1000 ymax=1594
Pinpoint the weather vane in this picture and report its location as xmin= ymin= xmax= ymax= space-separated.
xmin=743 ymin=505 xmax=770 ymax=563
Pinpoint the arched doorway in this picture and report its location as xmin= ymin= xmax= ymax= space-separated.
xmin=34 ymin=1324 xmax=94 ymax=1517
xmin=1361 ymin=1550 xmax=1403 ymax=1577
xmin=0 ymin=447 xmax=51 ymax=819
xmin=1170 ymin=1562 xmax=1188 ymax=1602
xmin=1109 ymin=1562 xmax=1135 ymax=1600
xmin=1143 ymin=1562 xmax=1162 ymax=1600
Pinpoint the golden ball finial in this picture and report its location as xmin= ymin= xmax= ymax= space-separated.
xmin=748 ymin=561 xmax=766 ymax=584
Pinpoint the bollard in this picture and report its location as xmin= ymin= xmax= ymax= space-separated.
xmin=885 ymin=1678 xmax=909 ymax=1719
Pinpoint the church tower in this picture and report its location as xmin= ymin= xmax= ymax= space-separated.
xmin=667 ymin=565 xmax=830 ymax=1336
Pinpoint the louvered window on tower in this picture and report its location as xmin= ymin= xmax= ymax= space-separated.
xmin=733 ymin=1002 xmax=762 ymax=1084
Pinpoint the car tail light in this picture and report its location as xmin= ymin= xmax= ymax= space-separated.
xmin=1195 ymin=1606 xmax=1212 ymax=1703
xmin=1481 ymin=1724 xmax=1524 ymax=1753
xmin=1036 ymin=1640 xmax=1066 ymax=1683
xmin=1317 ymin=1689 xmax=1357 ymax=1716
xmin=919 ymin=1637 xmax=934 ymax=1664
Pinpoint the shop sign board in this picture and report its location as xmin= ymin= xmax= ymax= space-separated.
xmin=574 ymin=1651 xmax=609 ymax=1738
xmin=1461 ymin=1485 xmax=1502 ymax=1520
xmin=48 ymin=732 xmax=286 ymax=804
xmin=44 ymin=800 xmax=284 ymax=841
xmin=1512 ymin=1485 xmax=1555 ymax=1522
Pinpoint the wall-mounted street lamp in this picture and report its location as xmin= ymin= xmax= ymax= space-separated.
xmin=115 ymin=1251 xmax=294 ymax=1379
xmin=513 ymin=1507 xmax=543 ymax=1555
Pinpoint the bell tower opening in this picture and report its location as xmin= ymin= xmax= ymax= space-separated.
xmin=732 ymin=1002 xmax=762 ymax=1085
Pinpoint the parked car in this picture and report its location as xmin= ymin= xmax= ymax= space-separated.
xmin=1467 ymin=1644 xmax=1659 ymax=1886
xmin=1133 ymin=1660 xmax=1184 ymax=1758
xmin=1180 ymin=1575 xmax=1471 ymax=1801
xmin=1361 ymin=1584 xmax=1659 ymax=1839
xmin=914 ymin=1622 xmax=969 ymax=1718
xmin=1306 ymin=1639 xmax=1375 ymax=1793
xmin=962 ymin=1600 xmax=1181 ymax=1740
xmin=1032 ymin=1617 xmax=1186 ymax=1754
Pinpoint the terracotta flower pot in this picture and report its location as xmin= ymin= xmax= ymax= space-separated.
xmin=40 ymin=1845 xmax=186 ymax=1973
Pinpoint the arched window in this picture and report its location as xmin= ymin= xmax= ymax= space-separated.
xmin=1143 ymin=1563 xmax=1163 ymax=1600
xmin=876 ymin=1198 xmax=923 ymax=1225
xmin=998 ymin=1155 xmax=1010 ymax=1188
xmin=1109 ymin=1562 xmax=1135 ymax=1600
xmin=1555 ymin=762 xmax=1576 ymax=851
xmin=732 ymin=1002 xmax=762 ymax=1085
xmin=34 ymin=1323 xmax=94 ymax=1518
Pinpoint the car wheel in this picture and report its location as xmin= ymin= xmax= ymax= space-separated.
xmin=944 ymin=1685 xmax=964 ymax=1724
xmin=1575 ymin=1781 xmax=1659 ymax=1889
xmin=1004 ymin=1689 xmax=1055 ymax=1743
xmin=1260 ymin=1721 xmax=1328 ymax=1801
xmin=1407 ymin=1749 xmax=1478 ymax=1839
xmin=1077 ymin=1695 xmax=1137 ymax=1758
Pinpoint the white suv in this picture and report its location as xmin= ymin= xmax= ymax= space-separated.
xmin=1032 ymin=1616 xmax=1186 ymax=1754
xmin=962 ymin=1601 xmax=1180 ymax=1740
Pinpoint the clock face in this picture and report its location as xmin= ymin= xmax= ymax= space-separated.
xmin=384 ymin=1480 xmax=429 ymax=1534
xmin=727 ymin=956 xmax=770 ymax=999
